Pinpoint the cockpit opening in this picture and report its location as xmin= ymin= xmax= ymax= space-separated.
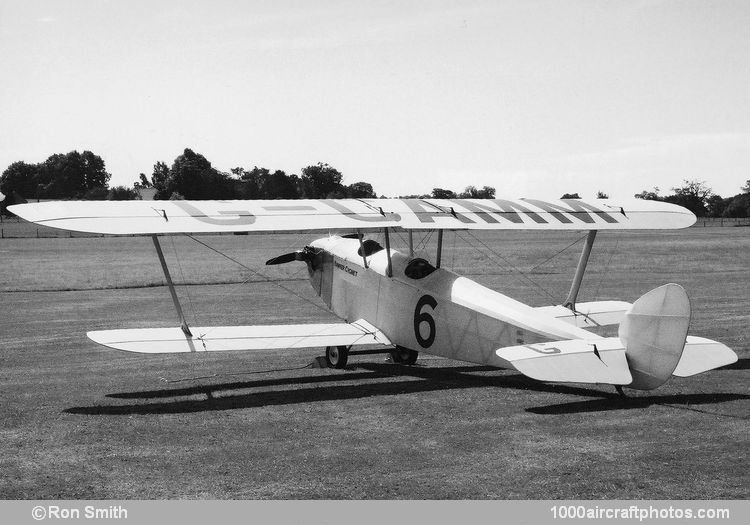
xmin=358 ymin=239 xmax=384 ymax=257
xmin=404 ymin=258 xmax=436 ymax=279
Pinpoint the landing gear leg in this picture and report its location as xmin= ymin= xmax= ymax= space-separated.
xmin=389 ymin=346 xmax=419 ymax=365
xmin=325 ymin=345 xmax=349 ymax=369
xmin=615 ymin=385 xmax=627 ymax=398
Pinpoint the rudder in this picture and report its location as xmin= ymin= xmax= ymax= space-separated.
xmin=618 ymin=283 xmax=691 ymax=390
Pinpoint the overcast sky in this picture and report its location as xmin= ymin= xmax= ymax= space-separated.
xmin=1 ymin=0 xmax=749 ymax=199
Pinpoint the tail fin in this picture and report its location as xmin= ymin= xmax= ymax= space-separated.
xmin=619 ymin=283 xmax=690 ymax=390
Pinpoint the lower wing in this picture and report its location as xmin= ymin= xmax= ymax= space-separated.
xmin=88 ymin=320 xmax=390 ymax=354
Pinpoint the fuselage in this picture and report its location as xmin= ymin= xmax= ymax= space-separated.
xmin=304 ymin=235 xmax=598 ymax=368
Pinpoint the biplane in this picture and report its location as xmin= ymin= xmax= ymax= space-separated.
xmin=9 ymin=197 xmax=737 ymax=394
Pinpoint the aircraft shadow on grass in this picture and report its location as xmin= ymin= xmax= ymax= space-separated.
xmin=63 ymin=361 xmax=749 ymax=417
xmin=726 ymin=357 xmax=750 ymax=370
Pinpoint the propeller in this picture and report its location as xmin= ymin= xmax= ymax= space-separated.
xmin=265 ymin=246 xmax=318 ymax=266
xmin=265 ymin=252 xmax=301 ymax=265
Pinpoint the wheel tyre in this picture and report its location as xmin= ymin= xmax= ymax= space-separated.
xmin=325 ymin=345 xmax=349 ymax=369
xmin=390 ymin=346 xmax=418 ymax=365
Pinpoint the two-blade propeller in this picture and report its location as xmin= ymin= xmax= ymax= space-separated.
xmin=265 ymin=252 xmax=301 ymax=265
xmin=265 ymin=246 xmax=317 ymax=266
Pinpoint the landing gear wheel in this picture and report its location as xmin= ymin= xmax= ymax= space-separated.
xmin=390 ymin=346 xmax=419 ymax=365
xmin=325 ymin=345 xmax=349 ymax=369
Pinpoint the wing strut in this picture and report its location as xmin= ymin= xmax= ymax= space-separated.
xmin=436 ymin=229 xmax=444 ymax=268
xmin=383 ymin=227 xmax=393 ymax=277
xmin=356 ymin=229 xmax=368 ymax=268
xmin=151 ymin=235 xmax=193 ymax=337
xmin=563 ymin=230 xmax=597 ymax=311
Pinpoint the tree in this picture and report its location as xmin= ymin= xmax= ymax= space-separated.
xmin=722 ymin=193 xmax=750 ymax=217
xmin=137 ymin=173 xmax=152 ymax=187
xmin=34 ymin=151 xmax=111 ymax=198
xmin=459 ymin=185 xmax=495 ymax=199
xmin=596 ymin=191 xmax=609 ymax=199
xmin=664 ymin=179 xmax=713 ymax=217
xmin=706 ymin=195 xmax=730 ymax=218
xmin=741 ymin=180 xmax=750 ymax=193
xmin=157 ymin=148 xmax=238 ymax=200
xmin=264 ymin=170 xmax=299 ymax=199
xmin=561 ymin=193 xmax=581 ymax=199
xmin=634 ymin=187 xmax=661 ymax=200
xmin=238 ymin=166 xmax=268 ymax=199
xmin=672 ymin=179 xmax=712 ymax=201
xmin=108 ymin=186 xmax=140 ymax=200
xmin=300 ymin=163 xmax=343 ymax=198
xmin=80 ymin=187 xmax=109 ymax=200
xmin=167 ymin=148 xmax=213 ymax=198
xmin=0 ymin=161 xmax=39 ymax=199
xmin=80 ymin=150 xmax=110 ymax=190
xmin=151 ymin=161 xmax=170 ymax=198
xmin=431 ymin=188 xmax=457 ymax=199
xmin=347 ymin=182 xmax=376 ymax=198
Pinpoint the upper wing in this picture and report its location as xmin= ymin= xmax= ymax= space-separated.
xmin=87 ymin=320 xmax=391 ymax=354
xmin=8 ymin=197 xmax=694 ymax=235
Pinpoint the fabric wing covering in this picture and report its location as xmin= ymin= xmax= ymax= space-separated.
xmin=87 ymin=320 xmax=391 ymax=354
xmin=8 ymin=198 xmax=695 ymax=235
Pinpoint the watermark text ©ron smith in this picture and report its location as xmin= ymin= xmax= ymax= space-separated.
xmin=32 ymin=505 xmax=128 ymax=520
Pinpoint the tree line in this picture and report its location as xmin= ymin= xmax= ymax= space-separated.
xmin=2 ymin=148 xmax=749 ymax=218
xmin=0 ymin=148 xmax=379 ymax=212
xmin=633 ymin=179 xmax=750 ymax=218
xmin=138 ymin=149 xmax=377 ymax=200
xmin=0 ymin=151 xmax=115 ymax=202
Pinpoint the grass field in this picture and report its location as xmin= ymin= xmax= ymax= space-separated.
xmin=0 ymin=228 xmax=748 ymax=499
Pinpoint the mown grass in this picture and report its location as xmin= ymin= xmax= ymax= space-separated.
xmin=0 ymin=228 xmax=748 ymax=499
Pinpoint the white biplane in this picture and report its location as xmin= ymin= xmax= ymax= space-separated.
xmin=9 ymin=197 xmax=737 ymax=394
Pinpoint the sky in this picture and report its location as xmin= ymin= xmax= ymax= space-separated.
xmin=1 ymin=0 xmax=749 ymax=199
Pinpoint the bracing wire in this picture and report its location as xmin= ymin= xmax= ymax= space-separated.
xmin=415 ymin=229 xmax=435 ymax=252
xmin=169 ymin=235 xmax=199 ymax=326
xmin=528 ymin=233 xmax=588 ymax=273
xmin=592 ymin=235 xmax=619 ymax=301
xmin=185 ymin=234 xmax=332 ymax=316
xmin=450 ymin=230 xmax=457 ymax=269
xmin=458 ymin=230 xmax=560 ymax=305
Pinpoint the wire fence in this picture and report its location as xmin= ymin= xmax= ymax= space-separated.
xmin=695 ymin=217 xmax=750 ymax=227
xmin=0 ymin=215 xmax=249 ymax=238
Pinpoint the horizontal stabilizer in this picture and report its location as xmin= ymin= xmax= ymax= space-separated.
xmin=672 ymin=336 xmax=738 ymax=377
xmin=535 ymin=301 xmax=632 ymax=328
xmin=88 ymin=320 xmax=390 ymax=354
xmin=495 ymin=338 xmax=632 ymax=385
